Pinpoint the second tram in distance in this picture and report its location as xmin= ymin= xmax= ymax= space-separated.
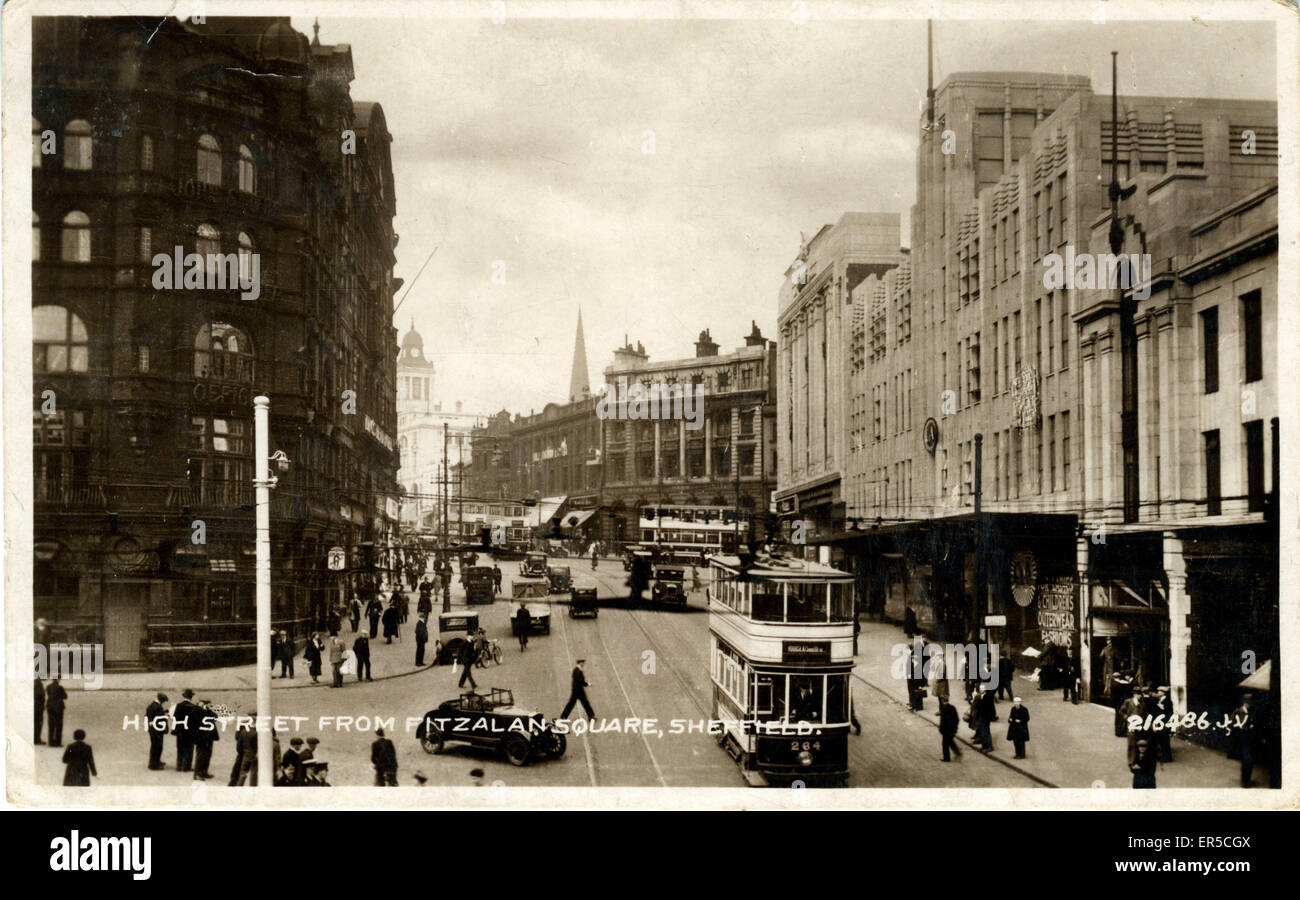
xmin=707 ymin=553 xmax=855 ymax=786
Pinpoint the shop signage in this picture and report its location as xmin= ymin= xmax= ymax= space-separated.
xmin=327 ymin=546 xmax=346 ymax=570
xmin=1012 ymin=364 xmax=1040 ymax=428
xmin=984 ymin=615 xmax=1007 ymax=627
xmin=923 ymin=418 xmax=939 ymax=455
xmin=193 ymin=381 xmax=253 ymax=407
xmin=1037 ymin=578 xmax=1077 ymax=650
xmin=1010 ymin=549 xmax=1037 ymax=607
xmin=782 ymin=640 xmax=830 ymax=664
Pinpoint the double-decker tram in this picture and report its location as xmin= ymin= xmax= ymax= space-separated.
xmin=640 ymin=505 xmax=748 ymax=567
xmin=707 ymin=553 xmax=855 ymax=786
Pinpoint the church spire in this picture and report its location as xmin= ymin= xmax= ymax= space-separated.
xmin=568 ymin=308 xmax=590 ymax=402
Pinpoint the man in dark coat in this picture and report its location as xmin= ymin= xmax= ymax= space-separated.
xmin=350 ymin=598 xmax=362 ymax=633
xmin=391 ymin=588 xmax=406 ymax=624
xmin=996 ymin=651 xmax=1014 ymax=700
xmin=514 ymin=605 xmax=532 ymax=651
xmin=418 ymin=580 xmax=434 ymax=616
xmin=939 ymin=698 xmax=961 ymax=761
xmin=280 ymin=737 xmax=305 ymax=786
xmin=1124 ymin=689 xmax=1147 ymax=767
xmin=903 ymin=605 xmax=919 ymax=638
xmin=628 ymin=557 xmax=651 ymax=607
xmin=192 ymin=699 xmax=219 ymax=779
xmin=457 ymin=640 xmax=478 ymax=689
xmin=492 ymin=566 xmax=502 ymax=595
xmin=353 ymin=632 xmax=372 ymax=681
xmin=62 ymin=729 xmax=96 ymax=786
xmin=1006 ymin=697 xmax=1030 ymax=759
xmin=173 ymin=689 xmax=196 ymax=770
xmin=371 ymin=728 xmax=398 ymax=786
xmin=146 ymin=693 xmax=169 ymax=770
xmin=366 ymin=595 xmax=384 ymax=638
xmin=561 ymin=660 xmax=595 ymax=720
xmin=277 ymin=630 xmax=295 ymax=678
xmin=304 ymin=634 xmax=323 ymax=683
xmin=382 ymin=605 xmax=399 ymax=644
xmin=34 ymin=677 xmax=45 ymax=745
xmin=46 ymin=677 xmax=68 ymax=747
xmin=1130 ymin=738 xmax=1157 ymax=789
xmin=415 ymin=614 xmax=429 ymax=666
xmin=228 ymin=718 xmax=251 ymax=785
xmin=973 ymin=687 xmax=996 ymax=752
xmin=327 ymin=608 xmax=342 ymax=636
xmin=1062 ymin=657 xmax=1079 ymax=703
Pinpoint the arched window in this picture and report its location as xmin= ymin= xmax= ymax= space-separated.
xmin=64 ymin=119 xmax=92 ymax=170
xmin=60 ymin=211 xmax=90 ymax=262
xmin=32 ymin=211 xmax=40 ymax=262
xmin=194 ymin=322 xmax=253 ymax=383
xmin=196 ymin=223 xmax=220 ymax=271
xmin=237 ymin=232 xmax=254 ymax=283
xmin=238 ymin=144 xmax=256 ymax=193
xmin=34 ymin=305 xmax=89 ymax=373
xmin=197 ymin=134 xmax=221 ymax=185
xmin=33 ymin=118 xmax=43 ymax=168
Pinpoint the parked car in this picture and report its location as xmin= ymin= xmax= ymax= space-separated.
xmin=651 ymin=565 xmax=687 ymax=605
xmin=569 ymin=588 xmax=598 ymax=618
xmin=520 ymin=551 xmax=548 ymax=578
xmin=430 ymin=611 xmax=480 ymax=665
xmin=415 ymin=688 xmax=566 ymax=766
xmin=546 ymin=565 xmax=573 ymax=594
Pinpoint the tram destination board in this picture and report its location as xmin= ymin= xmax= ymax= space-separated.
xmin=782 ymin=641 xmax=831 ymax=664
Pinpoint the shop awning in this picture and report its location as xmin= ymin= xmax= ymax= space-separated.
xmin=528 ymin=496 xmax=566 ymax=528
xmin=561 ymin=509 xmax=595 ymax=529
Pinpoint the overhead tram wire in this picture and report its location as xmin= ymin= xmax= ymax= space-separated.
xmin=391 ymin=241 xmax=441 ymax=317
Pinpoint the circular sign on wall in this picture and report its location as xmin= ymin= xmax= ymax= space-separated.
xmin=923 ymin=418 xmax=939 ymax=455
xmin=327 ymin=546 xmax=346 ymax=571
xmin=1010 ymin=549 xmax=1038 ymax=607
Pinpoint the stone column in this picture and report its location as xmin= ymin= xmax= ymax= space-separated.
xmin=704 ymin=414 xmax=713 ymax=477
xmin=679 ymin=416 xmax=687 ymax=477
xmin=1163 ymin=531 xmax=1191 ymax=717
xmin=653 ymin=421 xmax=661 ymax=480
xmin=1076 ymin=535 xmax=1092 ymax=702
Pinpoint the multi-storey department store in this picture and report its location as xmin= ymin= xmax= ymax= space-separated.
xmin=32 ymin=17 xmax=401 ymax=668
xmin=778 ymin=71 xmax=1278 ymax=720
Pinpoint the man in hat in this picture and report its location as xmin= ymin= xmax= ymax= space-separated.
xmin=938 ymin=697 xmax=961 ymax=762
xmin=45 ymin=677 xmax=68 ymax=747
xmin=1155 ymin=687 xmax=1174 ymax=763
xmin=277 ymin=630 xmax=295 ymax=678
xmin=34 ymin=677 xmax=45 ymax=745
xmin=192 ymin=699 xmax=219 ymax=779
xmin=1130 ymin=737 xmax=1157 ymax=789
xmin=353 ymin=631 xmax=372 ymax=682
xmin=366 ymin=594 xmax=384 ymax=638
xmin=1125 ymin=688 xmax=1148 ymax=767
xmin=280 ymin=737 xmax=306 ymax=785
xmin=415 ymin=613 xmax=429 ymax=666
xmin=456 ymin=639 xmax=478 ymax=688
xmin=146 ymin=693 xmax=169 ymax=770
xmin=1007 ymin=697 xmax=1030 ymax=759
xmin=173 ymin=689 xmax=197 ymax=771
xmin=560 ymin=659 xmax=595 ymax=721
xmin=328 ymin=634 xmax=345 ymax=688
xmin=1232 ymin=692 xmax=1257 ymax=787
xmin=371 ymin=728 xmax=398 ymax=786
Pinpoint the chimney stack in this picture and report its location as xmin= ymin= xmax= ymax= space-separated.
xmin=695 ymin=328 xmax=719 ymax=358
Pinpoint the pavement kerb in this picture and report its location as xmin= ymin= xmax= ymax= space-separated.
xmin=850 ymin=670 xmax=1059 ymax=788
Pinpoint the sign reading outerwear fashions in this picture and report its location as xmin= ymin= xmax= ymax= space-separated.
xmin=782 ymin=641 xmax=831 ymax=664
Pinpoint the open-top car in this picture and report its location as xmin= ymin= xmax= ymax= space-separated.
xmin=510 ymin=599 xmax=551 ymax=635
xmin=520 ymin=551 xmax=548 ymax=578
xmin=431 ymin=611 xmax=480 ymax=665
xmin=464 ymin=565 xmax=496 ymax=604
xmin=569 ymin=587 xmax=598 ymax=618
xmin=415 ymin=688 xmax=566 ymax=766
xmin=546 ymin=565 xmax=572 ymax=593
xmin=651 ymin=565 xmax=687 ymax=605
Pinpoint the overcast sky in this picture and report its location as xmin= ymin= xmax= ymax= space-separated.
xmin=295 ymin=13 xmax=1275 ymax=417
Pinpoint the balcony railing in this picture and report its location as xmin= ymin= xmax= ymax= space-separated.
xmin=34 ymin=480 xmax=107 ymax=507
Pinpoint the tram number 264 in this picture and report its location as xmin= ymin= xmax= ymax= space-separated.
xmin=790 ymin=741 xmax=822 ymax=752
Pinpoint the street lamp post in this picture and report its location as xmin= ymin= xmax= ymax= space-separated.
xmin=252 ymin=396 xmax=274 ymax=790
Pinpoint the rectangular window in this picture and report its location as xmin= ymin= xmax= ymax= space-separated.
xmin=1048 ymin=415 xmax=1056 ymax=492
xmin=1014 ymin=311 xmax=1022 ymax=372
xmin=1014 ymin=430 xmax=1023 ymax=499
xmin=140 ymin=135 xmax=154 ymax=172
xmin=1036 ymin=425 xmax=1044 ymax=493
xmin=1204 ymin=429 xmax=1221 ymax=516
xmin=1034 ymin=298 xmax=1042 ymax=374
xmin=1201 ymin=306 xmax=1219 ymax=393
xmin=992 ymin=320 xmax=1000 ymax=394
xmin=1045 ymin=182 xmax=1054 ymax=251
xmin=992 ymin=431 xmax=1001 ymax=501
xmin=1060 ymin=289 xmax=1070 ymax=371
xmin=1245 ymin=420 xmax=1265 ymax=512
xmin=139 ymin=226 xmax=152 ymax=263
xmin=1058 ymin=172 xmax=1069 ymax=244
xmin=1046 ymin=293 xmax=1055 ymax=372
xmin=1241 ymin=290 xmax=1262 ymax=383
xmin=1012 ymin=207 xmax=1021 ymax=273
xmin=1061 ymin=412 xmax=1070 ymax=491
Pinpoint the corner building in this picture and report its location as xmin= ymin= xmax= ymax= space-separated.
xmin=32 ymin=17 xmax=401 ymax=668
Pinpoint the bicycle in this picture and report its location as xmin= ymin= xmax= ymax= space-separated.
xmin=474 ymin=638 xmax=504 ymax=667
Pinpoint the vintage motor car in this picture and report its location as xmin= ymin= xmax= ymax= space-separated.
xmin=546 ymin=565 xmax=573 ymax=594
xmin=464 ymin=565 xmax=496 ymax=604
xmin=569 ymin=587 xmax=598 ymax=618
xmin=520 ymin=551 xmax=548 ymax=578
xmin=651 ymin=565 xmax=688 ymax=605
xmin=431 ymin=611 xmax=480 ymax=665
xmin=510 ymin=598 xmax=551 ymax=635
xmin=415 ymin=688 xmax=566 ymax=766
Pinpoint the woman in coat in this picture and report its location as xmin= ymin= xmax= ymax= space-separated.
xmin=62 ymin=729 xmax=97 ymax=786
xmin=382 ymin=604 xmax=399 ymax=643
xmin=1006 ymin=697 xmax=1030 ymax=758
xmin=304 ymin=632 xmax=323 ymax=683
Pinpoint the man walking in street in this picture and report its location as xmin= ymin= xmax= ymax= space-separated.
xmin=973 ymin=687 xmax=995 ymax=753
xmin=561 ymin=659 xmax=595 ymax=721
xmin=328 ymin=634 xmax=345 ymax=688
xmin=146 ymin=693 xmax=169 ymax=770
xmin=173 ymin=689 xmax=196 ymax=771
xmin=34 ymin=677 xmax=45 ymax=745
xmin=46 ymin=677 xmax=68 ymax=747
xmin=391 ymin=585 xmax=407 ymax=624
xmin=996 ymin=650 xmax=1014 ymax=701
xmin=277 ymin=630 xmax=295 ymax=678
xmin=350 ymin=597 xmax=362 ymax=633
xmin=353 ymin=631 xmax=372 ymax=682
xmin=366 ymin=594 xmax=383 ymax=639
xmin=1007 ymin=697 xmax=1030 ymax=759
xmin=415 ymin=613 xmax=429 ymax=666
xmin=491 ymin=565 xmax=502 ymax=597
xmin=939 ymin=697 xmax=961 ymax=762
xmin=192 ymin=699 xmax=219 ymax=779
xmin=514 ymin=605 xmax=531 ymax=652
xmin=371 ymin=728 xmax=398 ymax=786
xmin=382 ymin=603 xmax=400 ymax=644
xmin=456 ymin=640 xmax=478 ymax=689
xmin=1062 ymin=656 xmax=1079 ymax=703
xmin=419 ymin=577 xmax=434 ymax=615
